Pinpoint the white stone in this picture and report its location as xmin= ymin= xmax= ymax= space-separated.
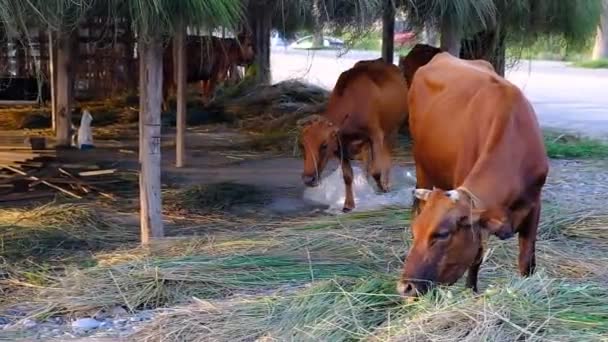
xmin=71 ymin=318 xmax=102 ymax=331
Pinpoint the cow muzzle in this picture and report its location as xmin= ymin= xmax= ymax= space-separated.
xmin=301 ymin=174 xmax=319 ymax=187
xmin=396 ymin=279 xmax=432 ymax=300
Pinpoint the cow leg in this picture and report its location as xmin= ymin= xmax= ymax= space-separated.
xmin=369 ymin=130 xmax=391 ymax=193
xmin=341 ymin=157 xmax=356 ymax=212
xmin=466 ymin=245 xmax=484 ymax=292
xmin=518 ymin=200 xmax=541 ymax=277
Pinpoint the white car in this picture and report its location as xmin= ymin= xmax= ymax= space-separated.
xmin=289 ymin=35 xmax=345 ymax=50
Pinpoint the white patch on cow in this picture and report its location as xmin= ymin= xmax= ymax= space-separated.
xmin=303 ymin=165 xmax=416 ymax=213
xmin=445 ymin=190 xmax=460 ymax=202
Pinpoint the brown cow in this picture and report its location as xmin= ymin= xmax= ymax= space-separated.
xmin=298 ymin=59 xmax=409 ymax=212
xmin=163 ymin=33 xmax=254 ymax=107
xmin=396 ymin=48 xmax=549 ymax=298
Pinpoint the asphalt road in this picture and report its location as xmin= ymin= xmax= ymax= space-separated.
xmin=270 ymin=47 xmax=608 ymax=138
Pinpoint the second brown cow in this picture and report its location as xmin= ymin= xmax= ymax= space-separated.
xmin=298 ymin=59 xmax=409 ymax=212
xmin=163 ymin=33 xmax=255 ymax=107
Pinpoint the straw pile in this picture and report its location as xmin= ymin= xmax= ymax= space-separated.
xmin=0 ymin=203 xmax=138 ymax=262
xmin=3 ymin=204 xmax=608 ymax=341
xmin=211 ymin=80 xmax=328 ymax=133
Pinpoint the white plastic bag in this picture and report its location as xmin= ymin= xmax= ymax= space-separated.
xmin=77 ymin=110 xmax=94 ymax=149
xmin=302 ymin=166 xmax=416 ymax=213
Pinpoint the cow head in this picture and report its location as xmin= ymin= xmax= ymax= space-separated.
xmin=297 ymin=115 xmax=339 ymax=187
xmin=236 ymin=32 xmax=255 ymax=66
xmin=398 ymin=188 xmax=510 ymax=298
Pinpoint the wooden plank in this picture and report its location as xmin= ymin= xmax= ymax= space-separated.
xmin=0 ymin=191 xmax=55 ymax=202
xmin=1 ymin=165 xmax=82 ymax=199
xmin=78 ymin=169 xmax=116 ymax=177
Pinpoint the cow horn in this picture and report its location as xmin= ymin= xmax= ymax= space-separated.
xmin=445 ymin=190 xmax=460 ymax=202
xmin=414 ymin=189 xmax=432 ymax=201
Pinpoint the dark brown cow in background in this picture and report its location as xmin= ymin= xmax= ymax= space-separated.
xmin=396 ymin=45 xmax=549 ymax=299
xmin=163 ymin=32 xmax=254 ymax=107
xmin=298 ymin=58 xmax=410 ymax=212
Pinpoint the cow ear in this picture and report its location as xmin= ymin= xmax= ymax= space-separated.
xmin=457 ymin=208 xmax=484 ymax=227
xmin=478 ymin=209 xmax=515 ymax=240
xmin=413 ymin=189 xmax=432 ymax=201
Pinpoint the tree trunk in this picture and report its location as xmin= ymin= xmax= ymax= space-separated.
xmin=460 ymin=29 xmax=506 ymax=76
xmin=175 ymin=23 xmax=186 ymax=168
xmin=312 ymin=0 xmax=324 ymax=49
xmin=440 ymin=16 xmax=460 ymax=56
xmin=139 ymin=37 xmax=164 ymax=244
xmin=382 ymin=0 xmax=395 ymax=64
xmin=48 ymin=31 xmax=57 ymax=132
xmin=55 ymin=32 xmax=74 ymax=147
xmin=592 ymin=0 xmax=608 ymax=60
xmin=247 ymin=1 xmax=272 ymax=84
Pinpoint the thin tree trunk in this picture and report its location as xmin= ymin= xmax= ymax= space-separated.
xmin=175 ymin=23 xmax=186 ymax=168
xmin=139 ymin=37 xmax=164 ymax=244
xmin=440 ymin=16 xmax=460 ymax=56
xmin=312 ymin=0 xmax=324 ymax=49
xmin=48 ymin=31 xmax=57 ymax=132
xmin=247 ymin=1 xmax=272 ymax=84
xmin=55 ymin=32 xmax=73 ymax=147
xmin=382 ymin=0 xmax=395 ymax=64
xmin=592 ymin=0 xmax=608 ymax=60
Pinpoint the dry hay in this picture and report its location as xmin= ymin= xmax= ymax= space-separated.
xmin=2 ymin=204 xmax=608 ymax=341
xmin=163 ymin=182 xmax=272 ymax=215
xmin=213 ymin=80 xmax=329 ymax=133
xmin=0 ymin=203 xmax=138 ymax=262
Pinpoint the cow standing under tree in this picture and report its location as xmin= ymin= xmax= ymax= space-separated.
xmin=396 ymin=44 xmax=549 ymax=298
xmin=298 ymin=58 xmax=410 ymax=212
xmin=162 ymin=32 xmax=254 ymax=108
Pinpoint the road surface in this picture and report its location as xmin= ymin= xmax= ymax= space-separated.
xmin=270 ymin=47 xmax=608 ymax=138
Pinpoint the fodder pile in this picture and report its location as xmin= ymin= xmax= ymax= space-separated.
xmin=3 ymin=204 xmax=608 ymax=341
xmin=163 ymin=182 xmax=272 ymax=215
xmin=213 ymin=80 xmax=328 ymax=132
xmin=0 ymin=203 xmax=138 ymax=262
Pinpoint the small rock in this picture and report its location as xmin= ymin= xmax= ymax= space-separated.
xmin=71 ymin=318 xmax=102 ymax=331
xmin=109 ymin=306 xmax=128 ymax=317
xmin=22 ymin=319 xmax=37 ymax=329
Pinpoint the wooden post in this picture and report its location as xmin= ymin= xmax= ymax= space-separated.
xmin=139 ymin=36 xmax=164 ymax=244
xmin=139 ymin=42 xmax=144 ymax=164
xmin=55 ymin=32 xmax=73 ymax=147
xmin=175 ymin=23 xmax=187 ymax=167
xmin=381 ymin=0 xmax=395 ymax=64
xmin=48 ymin=31 xmax=57 ymax=132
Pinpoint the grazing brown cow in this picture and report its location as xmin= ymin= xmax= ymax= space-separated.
xmin=298 ymin=59 xmax=409 ymax=212
xmin=163 ymin=33 xmax=254 ymax=107
xmin=397 ymin=48 xmax=549 ymax=298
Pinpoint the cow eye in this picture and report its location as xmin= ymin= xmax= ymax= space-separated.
xmin=433 ymin=230 xmax=451 ymax=240
xmin=320 ymin=143 xmax=328 ymax=151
